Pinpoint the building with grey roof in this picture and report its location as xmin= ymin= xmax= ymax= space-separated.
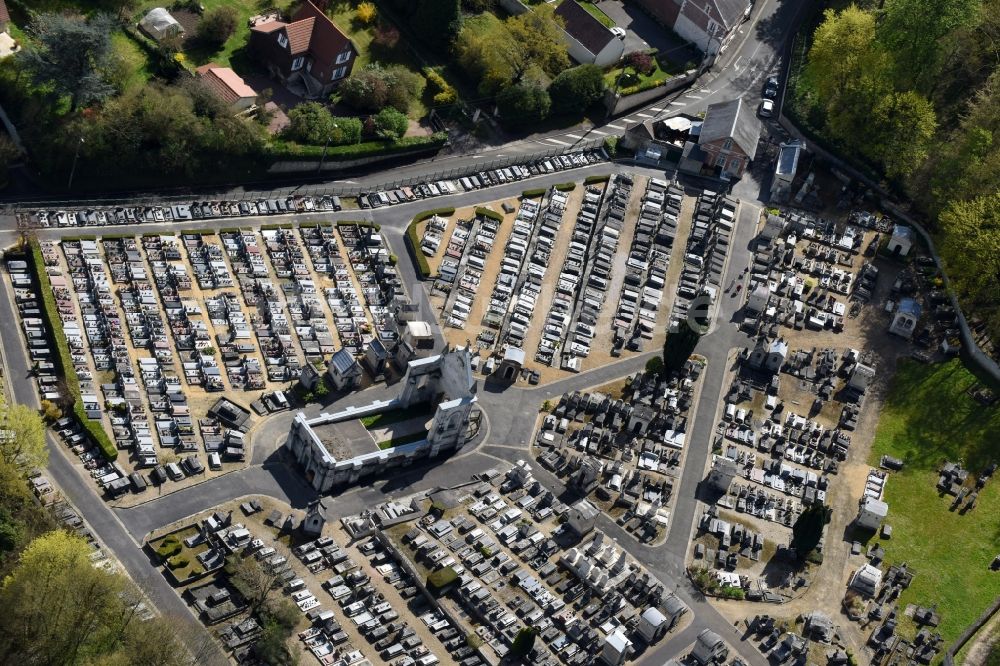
xmin=632 ymin=0 xmax=750 ymax=56
xmin=287 ymin=346 xmax=477 ymax=491
xmin=554 ymin=0 xmax=625 ymax=66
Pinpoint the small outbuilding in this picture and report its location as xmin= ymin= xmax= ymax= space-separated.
xmin=139 ymin=8 xmax=184 ymax=42
xmin=890 ymin=298 xmax=922 ymax=339
xmin=327 ymin=349 xmax=362 ymax=391
xmin=887 ymin=224 xmax=914 ymax=257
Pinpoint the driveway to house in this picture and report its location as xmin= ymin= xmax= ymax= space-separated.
xmin=596 ymin=0 xmax=699 ymax=62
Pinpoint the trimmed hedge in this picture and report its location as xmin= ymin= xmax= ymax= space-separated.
xmin=217 ymin=227 xmax=241 ymax=234
xmin=29 ymin=242 xmax=117 ymax=461
xmin=298 ymin=221 xmax=319 ymax=229
xmin=475 ymin=207 xmax=503 ymax=222
xmin=584 ymin=174 xmax=611 ymax=184
xmin=267 ymin=133 xmax=448 ymax=161
xmin=554 ymin=183 xmax=577 ymax=192
xmin=406 ymin=208 xmax=455 ymax=279
xmin=522 ymin=188 xmax=546 ymax=198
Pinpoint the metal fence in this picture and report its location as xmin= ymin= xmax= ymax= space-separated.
xmin=4 ymin=137 xmax=608 ymax=217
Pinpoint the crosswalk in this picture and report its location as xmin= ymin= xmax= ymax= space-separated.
xmin=533 ymin=87 xmax=715 ymax=147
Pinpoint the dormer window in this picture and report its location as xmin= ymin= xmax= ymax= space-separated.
xmin=277 ymin=32 xmax=288 ymax=48
xmin=291 ymin=56 xmax=304 ymax=71
xmin=723 ymin=138 xmax=732 ymax=150
xmin=336 ymin=49 xmax=351 ymax=65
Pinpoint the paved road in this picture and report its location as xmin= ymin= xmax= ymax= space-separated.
xmin=0 ymin=0 xmax=803 ymax=214
xmin=0 ymin=269 xmax=229 ymax=666
xmin=0 ymin=160 xmax=769 ymax=665
xmin=0 ymin=0 xmax=811 ymax=655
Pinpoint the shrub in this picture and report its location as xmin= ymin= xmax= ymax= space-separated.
xmin=373 ymin=23 xmax=400 ymax=48
xmin=554 ymin=182 xmax=576 ymax=191
xmin=584 ymin=174 xmax=611 ymax=184
xmin=620 ymin=78 xmax=668 ymax=96
xmin=196 ymin=6 xmax=238 ymax=48
xmin=626 ymin=51 xmax=655 ymax=75
xmin=331 ymin=116 xmax=363 ymax=145
xmin=286 ymin=102 xmax=337 ymax=145
xmin=497 ymin=82 xmax=550 ymax=126
xmin=522 ymin=188 xmax=546 ymax=198
xmin=167 ymin=555 xmax=190 ymax=570
xmin=156 ymin=538 xmax=182 ymax=559
xmin=424 ymin=67 xmax=457 ymax=105
xmin=356 ymin=1 xmax=377 ymax=24
xmin=475 ymin=206 xmax=503 ymax=221
xmin=374 ymin=107 xmax=409 ymax=140
xmin=645 ymin=355 xmax=664 ymax=376
xmin=340 ymin=64 xmax=424 ymax=114
xmin=40 ymin=400 xmax=62 ymax=422
xmin=719 ymin=585 xmax=745 ymax=600
xmin=548 ymin=64 xmax=605 ymax=115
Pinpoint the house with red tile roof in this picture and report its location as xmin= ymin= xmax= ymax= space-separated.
xmin=0 ymin=0 xmax=11 ymax=34
xmin=195 ymin=64 xmax=258 ymax=112
xmin=249 ymin=0 xmax=357 ymax=99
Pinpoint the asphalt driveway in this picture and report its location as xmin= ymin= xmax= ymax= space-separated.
xmin=596 ymin=0 xmax=700 ymax=64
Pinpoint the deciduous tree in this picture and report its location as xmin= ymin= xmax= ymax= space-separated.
xmin=548 ymin=64 xmax=605 ymax=115
xmin=938 ymin=191 xmax=1000 ymax=320
xmin=286 ymin=102 xmax=338 ymax=144
xmin=496 ymin=81 xmax=550 ymax=126
xmin=878 ymin=0 xmax=980 ymax=91
xmin=374 ymin=106 xmax=409 ymax=139
xmin=0 ymin=403 xmax=47 ymax=468
xmin=20 ymin=12 xmax=116 ymax=111
xmin=197 ymin=6 xmax=239 ymax=48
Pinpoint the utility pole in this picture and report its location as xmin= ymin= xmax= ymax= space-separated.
xmin=316 ymin=122 xmax=339 ymax=175
xmin=67 ymin=136 xmax=84 ymax=191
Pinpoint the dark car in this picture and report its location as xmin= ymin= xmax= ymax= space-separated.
xmin=763 ymin=76 xmax=779 ymax=99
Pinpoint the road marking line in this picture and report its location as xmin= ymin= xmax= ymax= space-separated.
xmin=636 ymin=113 xmax=654 ymax=119
xmin=546 ymin=138 xmax=570 ymax=146
xmin=606 ymin=124 xmax=625 ymax=130
xmin=669 ymin=101 xmax=685 ymax=106
xmin=684 ymin=94 xmax=702 ymax=100
xmin=565 ymin=133 xmax=583 ymax=139
xmin=589 ymin=129 xmax=608 ymax=135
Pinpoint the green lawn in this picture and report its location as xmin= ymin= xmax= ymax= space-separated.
xmin=603 ymin=52 xmax=693 ymax=93
xmin=111 ymin=32 xmax=153 ymax=92
xmin=577 ymin=1 xmax=616 ymax=28
xmin=325 ymin=1 xmax=429 ymax=118
xmin=360 ymin=403 xmax=435 ymax=429
xmin=868 ymin=358 xmax=1000 ymax=644
xmin=377 ymin=431 xmax=429 ymax=449
xmin=178 ymin=0 xmax=297 ymax=69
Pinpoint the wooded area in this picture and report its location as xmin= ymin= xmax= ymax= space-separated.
xmin=793 ymin=0 xmax=1000 ymax=353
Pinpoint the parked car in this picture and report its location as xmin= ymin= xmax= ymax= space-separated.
xmin=610 ymin=26 xmax=626 ymax=40
xmin=763 ymin=76 xmax=779 ymax=99
xmin=759 ymin=99 xmax=775 ymax=117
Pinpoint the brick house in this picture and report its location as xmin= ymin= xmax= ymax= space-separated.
xmin=632 ymin=0 xmax=751 ymax=56
xmin=249 ymin=0 xmax=357 ymax=99
xmin=685 ymin=98 xmax=760 ymax=180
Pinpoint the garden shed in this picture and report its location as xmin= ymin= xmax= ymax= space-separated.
xmin=139 ymin=8 xmax=183 ymax=42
